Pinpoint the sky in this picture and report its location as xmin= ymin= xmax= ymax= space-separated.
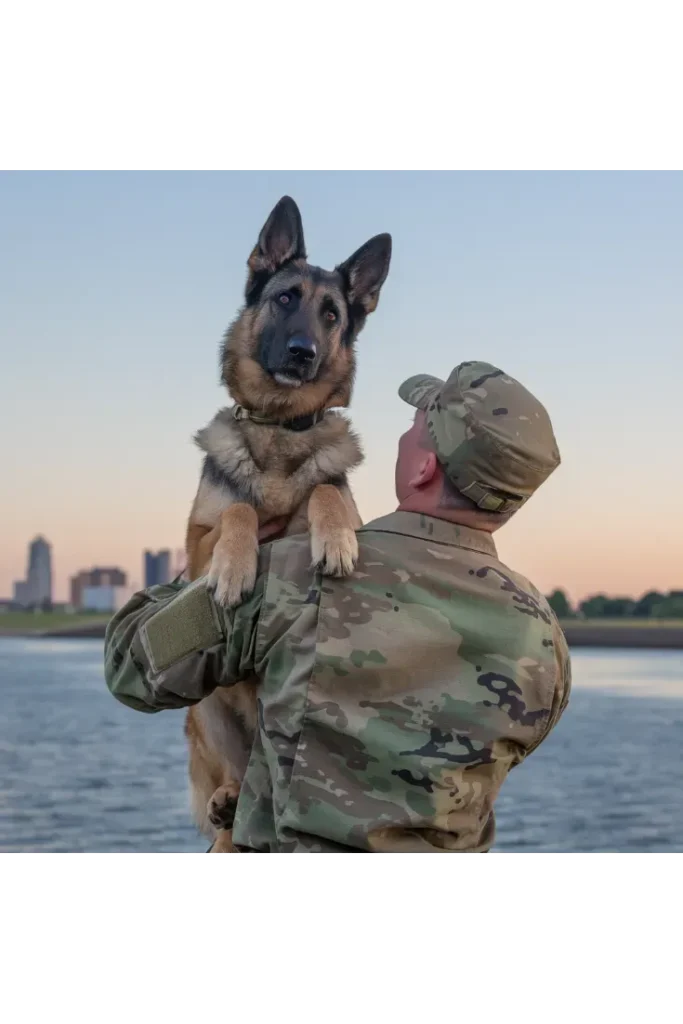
xmin=1 ymin=171 xmax=682 ymax=605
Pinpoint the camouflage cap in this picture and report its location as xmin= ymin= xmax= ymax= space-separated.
xmin=398 ymin=361 xmax=560 ymax=513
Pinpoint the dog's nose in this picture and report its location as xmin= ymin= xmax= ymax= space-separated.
xmin=287 ymin=335 xmax=317 ymax=363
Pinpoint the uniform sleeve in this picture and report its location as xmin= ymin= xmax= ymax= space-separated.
xmin=549 ymin=621 xmax=572 ymax=730
xmin=103 ymin=564 xmax=268 ymax=713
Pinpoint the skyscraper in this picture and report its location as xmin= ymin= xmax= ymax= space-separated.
xmin=144 ymin=550 xmax=172 ymax=588
xmin=70 ymin=567 xmax=127 ymax=610
xmin=15 ymin=536 xmax=53 ymax=608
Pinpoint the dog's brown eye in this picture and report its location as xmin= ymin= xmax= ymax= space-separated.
xmin=278 ymin=292 xmax=291 ymax=305
xmin=325 ymin=308 xmax=337 ymax=322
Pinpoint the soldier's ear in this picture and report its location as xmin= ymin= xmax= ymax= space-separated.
xmin=246 ymin=196 xmax=306 ymax=302
xmin=336 ymin=233 xmax=392 ymax=315
xmin=409 ymin=451 xmax=438 ymax=491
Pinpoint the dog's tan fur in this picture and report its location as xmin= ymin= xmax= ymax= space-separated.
xmin=183 ymin=197 xmax=391 ymax=851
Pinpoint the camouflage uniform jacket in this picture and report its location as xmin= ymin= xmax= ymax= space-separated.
xmin=104 ymin=511 xmax=571 ymax=852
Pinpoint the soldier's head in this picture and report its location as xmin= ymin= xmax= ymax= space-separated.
xmin=396 ymin=361 xmax=561 ymax=531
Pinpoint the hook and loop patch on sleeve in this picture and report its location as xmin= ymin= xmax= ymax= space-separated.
xmin=140 ymin=579 xmax=224 ymax=674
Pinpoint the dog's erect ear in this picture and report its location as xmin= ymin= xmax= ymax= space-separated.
xmin=247 ymin=196 xmax=306 ymax=293
xmin=336 ymin=233 xmax=392 ymax=314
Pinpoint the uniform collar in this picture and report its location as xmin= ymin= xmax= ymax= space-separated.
xmin=359 ymin=510 xmax=498 ymax=557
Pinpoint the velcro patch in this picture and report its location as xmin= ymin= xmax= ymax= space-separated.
xmin=141 ymin=580 xmax=224 ymax=674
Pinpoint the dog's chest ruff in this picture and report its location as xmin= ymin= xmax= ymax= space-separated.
xmin=193 ymin=406 xmax=363 ymax=518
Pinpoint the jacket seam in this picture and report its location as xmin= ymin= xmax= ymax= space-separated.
xmin=358 ymin=527 xmax=497 ymax=558
xmin=252 ymin=544 xmax=274 ymax=670
xmin=275 ymin=570 xmax=325 ymax=847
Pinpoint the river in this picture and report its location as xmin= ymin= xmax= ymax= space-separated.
xmin=1 ymin=638 xmax=681 ymax=852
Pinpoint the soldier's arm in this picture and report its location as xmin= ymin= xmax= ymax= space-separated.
xmin=517 ymin=614 xmax=572 ymax=760
xmin=103 ymin=565 xmax=268 ymax=714
xmin=550 ymin=620 xmax=572 ymax=728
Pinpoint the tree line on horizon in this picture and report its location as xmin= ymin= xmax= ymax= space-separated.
xmin=546 ymin=588 xmax=683 ymax=620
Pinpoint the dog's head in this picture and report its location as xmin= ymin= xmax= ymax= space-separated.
xmin=221 ymin=196 xmax=392 ymax=415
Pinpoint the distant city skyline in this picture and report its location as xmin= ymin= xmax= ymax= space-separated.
xmin=2 ymin=171 xmax=682 ymax=603
xmin=6 ymin=535 xmax=180 ymax=604
xmin=9 ymin=538 xmax=134 ymax=611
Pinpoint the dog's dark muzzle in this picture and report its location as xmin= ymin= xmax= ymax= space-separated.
xmin=268 ymin=334 xmax=320 ymax=385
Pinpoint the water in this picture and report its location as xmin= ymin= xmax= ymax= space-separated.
xmin=1 ymin=638 xmax=682 ymax=852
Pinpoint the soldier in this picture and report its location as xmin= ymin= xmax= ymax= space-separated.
xmin=104 ymin=361 xmax=570 ymax=852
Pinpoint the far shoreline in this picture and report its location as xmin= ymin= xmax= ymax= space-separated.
xmin=559 ymin=622 xmax=683 ymax=650
xmin=2 ymin=619 xmax=683 ymax=649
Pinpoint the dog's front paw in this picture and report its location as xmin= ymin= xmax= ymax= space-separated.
xmin=207 ymin=542 xmax=257 ymax=608
xmin=310 ymin=526 xmax=359 ymax=578
xmin=208 ymin=782 xmax=240 ymax=830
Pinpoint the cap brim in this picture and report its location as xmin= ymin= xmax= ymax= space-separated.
xmin=398 ymin=374 xmax=444 ymax=412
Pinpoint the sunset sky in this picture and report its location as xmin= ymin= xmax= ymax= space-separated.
xmin=1 ymin=171 xmax=681 ymax=604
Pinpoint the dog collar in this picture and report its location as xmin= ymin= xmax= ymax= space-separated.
xmin=232 ymin=405 xmax=326 ymax=432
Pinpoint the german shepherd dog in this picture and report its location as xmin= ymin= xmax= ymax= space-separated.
xmin=184 ymin=196 xmax=392 ymax=851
